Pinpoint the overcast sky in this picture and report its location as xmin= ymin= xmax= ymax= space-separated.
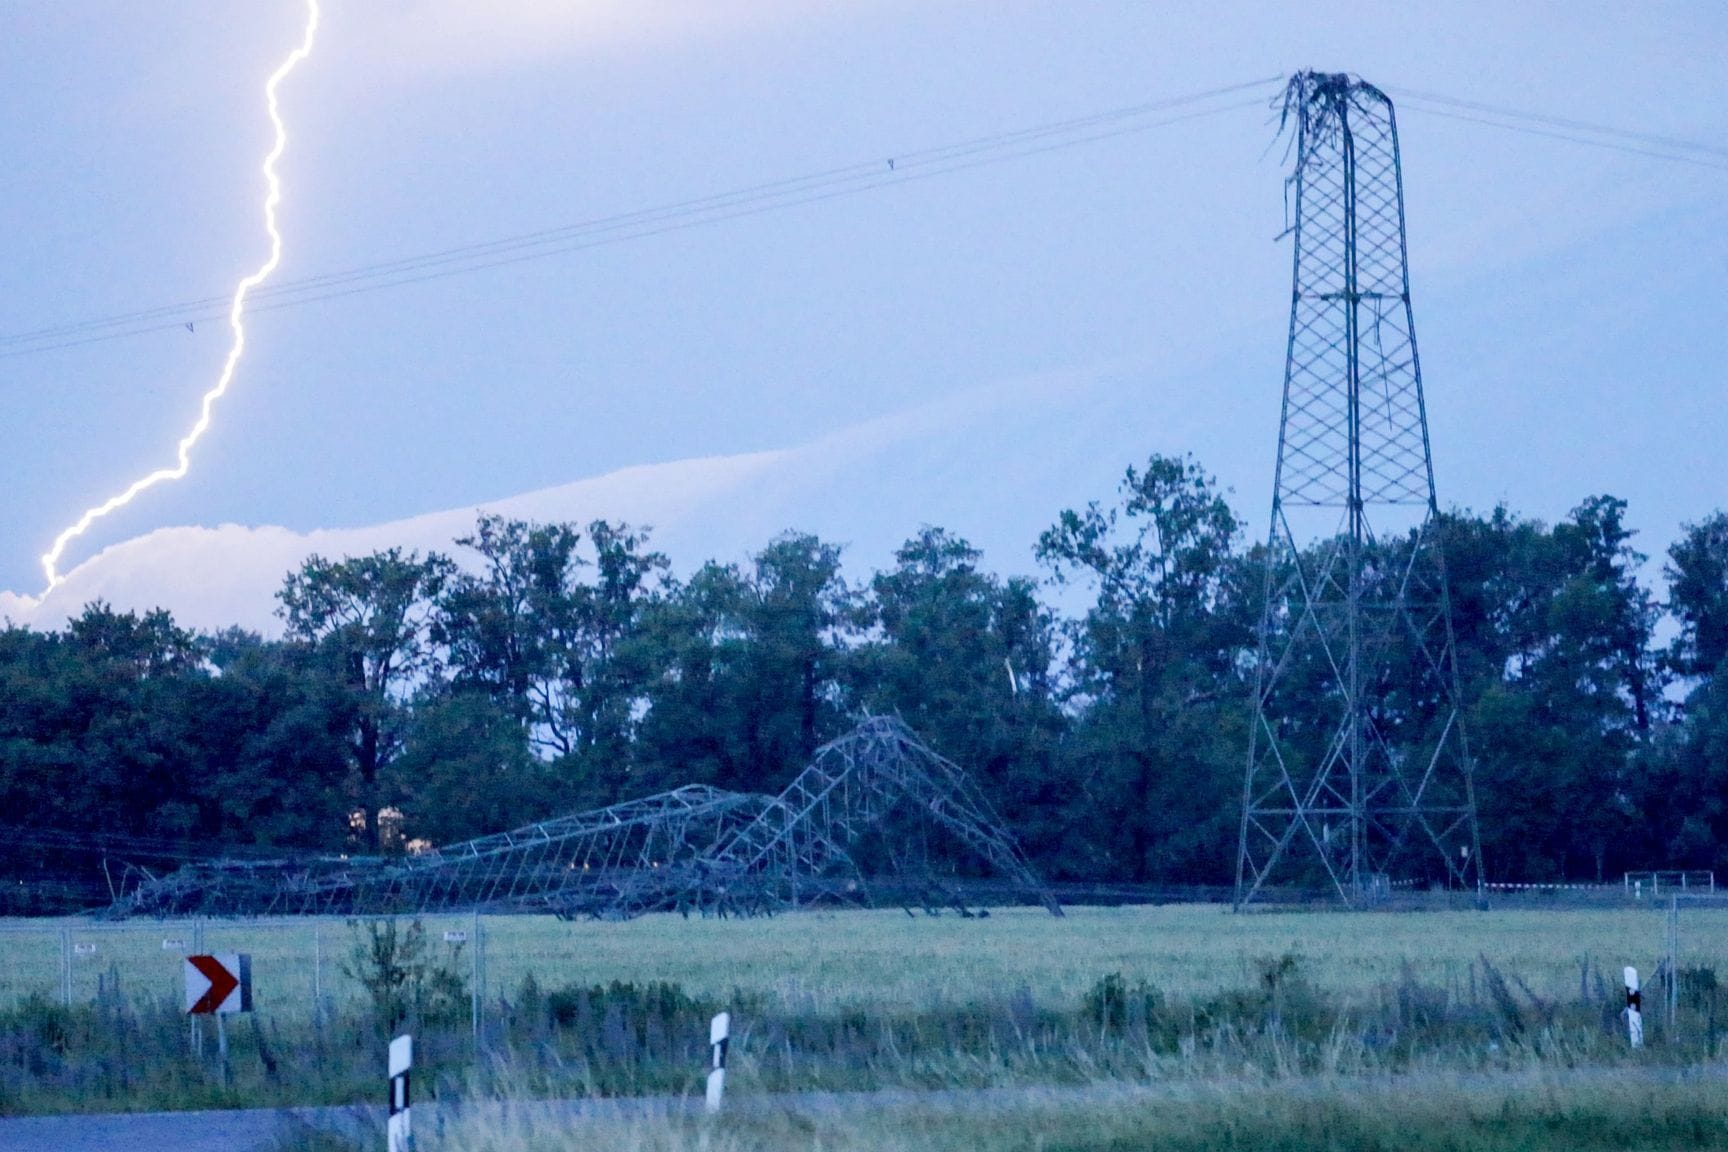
xmin=1 ymin=2 xmax=1724 ymax=630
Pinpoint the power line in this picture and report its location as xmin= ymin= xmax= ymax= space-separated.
xmin=8 ymin=75 xmax=1719 ymax=362
xmin=0 ymin=823 xmax=311 ymax=862
xmin=1390 ymin=89 xmax=1728 ymax=172
xmin=0 ymin=77 xmax=1282 ymax=359
xmin=1388 ymin=86 xmax=1728 ymax=160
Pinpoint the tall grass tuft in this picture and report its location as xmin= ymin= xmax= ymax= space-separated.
xmin=2 ymin=950 xmax=1718 ymax=1120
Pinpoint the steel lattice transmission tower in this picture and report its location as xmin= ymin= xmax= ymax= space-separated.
xmin=1235 ymin=73 xmax=1482 ymax=907
xmin=110 ymin=717 xmax=1061 ymax=920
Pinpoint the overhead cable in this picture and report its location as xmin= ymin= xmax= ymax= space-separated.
xmin=0 ymin=77 xmax=1282 ymax=359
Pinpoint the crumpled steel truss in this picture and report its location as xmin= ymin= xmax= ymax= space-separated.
xmin=1235 ymin=73 xmax=1483 ymax=908
xmin=111 ymin=717 xmax=1060 ymax=919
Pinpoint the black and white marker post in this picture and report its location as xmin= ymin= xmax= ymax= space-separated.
xmin=388 ymin=1034 xmax=413 ymax=1152
xmin=1624 ymin=966 xmax=1644 ymax=1049
xmin=705 ymin=1011 xmax=730 ymax=1114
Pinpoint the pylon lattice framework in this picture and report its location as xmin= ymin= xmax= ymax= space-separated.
xmin=1235 ymin=72 xmax=1483 ymax=907
xmin=111 ymin=717 xmax=1061 ymax=920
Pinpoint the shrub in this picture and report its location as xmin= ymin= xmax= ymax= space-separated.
xmin=341 ymin=919 xmax=469 ymax=1033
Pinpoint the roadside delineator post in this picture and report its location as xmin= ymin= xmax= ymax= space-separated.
xmin=1625 ymin=966 xmax=1644 ymax=1049
xmin=706 ymin=1011 xmax=730 ymax=1114
xmin=388 ymin=1034 xmax=413 ymax=1152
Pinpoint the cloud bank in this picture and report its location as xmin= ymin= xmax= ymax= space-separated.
xmin=1 ymin=447 xmax=789 ymax=636
xmin=1 ymin=365 xmax=1128 ymax=636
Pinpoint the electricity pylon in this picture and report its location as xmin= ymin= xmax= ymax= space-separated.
xmin=1235 ymin=73 xmax=1482 ymax=907
xmin=113 ymin=717 xmax=1060 ymax=920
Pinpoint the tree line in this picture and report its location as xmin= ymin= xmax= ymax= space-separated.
xmin=3 ymin=453 xmax=1726 ymax=906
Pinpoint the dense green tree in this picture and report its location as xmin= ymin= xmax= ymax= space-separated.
xmin=1037 ymin=455 xmax=1252 ymax=882
xmin=1642 ymin=513 xmax=1728 ymax=871
xmin=857 ymin=527 xmax=1067 ymax=859
xmin=746 ymin=532 xmax=859 ymax=773
xmin=67 ymin=600 xmax=199 ymax=677
xmin=385 ymin=691 xmax=547 ymax=845
xmin=1445 ymin=499 xmax=1662 ymax=880
xmin=277 ymin=549 xmax=454 ymax=795
xmin=437 ymin=515 xmax=667 ymax=801
xmin=436 ymin=514 xmax=584 ymax=751
xmin=195 ymin=628 xmax=355 ymax=847
xmin=438 ymin=514 xmax=580 ymax=728
xmin=2 ymin=468 xmax=1723 ymax=907
xmin=551 ymin=520 xmax=669 ymax=795
xmin=0 ymin=608 xmax=357 ymax=905
xmin=635 ymin=532 xmax=858 ymax=798
xmin=1667 ymin=512 xmax=1728 ymax=681
xmin=630 ymin=560 xmax=752 ymax=795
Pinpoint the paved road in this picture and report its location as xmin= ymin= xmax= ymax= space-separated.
xmin=5 ymin=1069 xmax=1725 ymax=1152
xmin=0 ymin=1088 xmax=1131 ymax=1152
xmin=5 ymin=1099 xmax=592 ymax=1152
xmin=0 ymin=1089 xmax=1081 ymax=1152
xmin=0 ymin=1097 xmax=688 ymax=1152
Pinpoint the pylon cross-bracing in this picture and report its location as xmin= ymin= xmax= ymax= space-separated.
xmin=1235 ymin=72 xmax=1483 ymax=907
xmin=110 ymin=717 xmax=1060 ymax=920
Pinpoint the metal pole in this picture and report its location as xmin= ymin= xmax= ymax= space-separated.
xmin=314 ymin=923 xmax=323 ymax=1021
xmin=388 ymin=1034 xmax=413 ymax=1152
xmin=216 ymin=1012 xmax=229 ymax=1084
xmin=1339 ymin=102 xmax=1366 ymax=903
xmin=60 ymin=925 xmax=71 ymax=1008
xmin=470 ymin=909 xmax=481 ymax=1054
xmin=1626 ymin=966 xmax=1644 ymax=1048
xmin=706 ymin=1011 xmax=730 ymax=1113
xmin=1669 ymin=895 xmax=1680 ymax=1040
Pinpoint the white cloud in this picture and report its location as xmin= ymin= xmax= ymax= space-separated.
xmin=0 ymin=365 xmax=1109 ymax=636
xmin=3 ymin=446 xmax=789 ymax=636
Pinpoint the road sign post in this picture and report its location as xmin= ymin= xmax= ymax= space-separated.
xmin=184 ymin=954 xmax=252 ymax=1016
xmin=1625 ymin=966 xmax=1644 ymax=1049
xmin=185 ymin=953 xmax=250 ymax=1084
xmin=388 ymin=1034 xmax=413 ymax=1152
xmin=706 ymin=1011 xmax=730 ymax=1114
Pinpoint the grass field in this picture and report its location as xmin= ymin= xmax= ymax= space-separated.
xmin=268 ymin=1072 xmax=1728 ymax=1152
xmin=3 ymin=902 xmax=1721 ymax=1018
xmin=7 ymin=900 xmax=1728 ymax=1139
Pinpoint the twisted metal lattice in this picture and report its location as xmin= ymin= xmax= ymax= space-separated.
xmin=692 ymin=714 xmax=1062 ymax=917
xmin=112 ymin=717 xmax=1059 ymax=919
xmin=1235 ymin=73 xmax=1482 ymax=907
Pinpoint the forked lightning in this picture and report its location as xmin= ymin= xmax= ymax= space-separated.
xmin=39 ymin=0 xmax=320 ymax=591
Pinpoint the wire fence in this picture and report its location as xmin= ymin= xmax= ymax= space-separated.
xmin=0 ymin=914 xmax=497 ymax=1041
xmin=8 ymin=897 xmax=1728 ymax=1044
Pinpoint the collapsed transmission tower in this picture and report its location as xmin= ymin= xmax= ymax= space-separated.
xmin=1235 ymin=73 xmax=1482 ymax=907
xmin=111 ymin=717 xmax=1060 ymax=920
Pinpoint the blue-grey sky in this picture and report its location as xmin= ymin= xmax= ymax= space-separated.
xmin=1 ymin=2 xmax=1724 ymax=629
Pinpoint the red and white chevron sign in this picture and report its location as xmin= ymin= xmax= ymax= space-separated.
xmin=183 ymin=953 xmax=252 ymax=1015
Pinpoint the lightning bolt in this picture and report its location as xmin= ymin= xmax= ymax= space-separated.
xmin=39 ymin=0 xmax=320 ymax=592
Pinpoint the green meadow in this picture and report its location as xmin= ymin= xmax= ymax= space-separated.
xmin=7 ymin=901 xmax=1728 ymax=1152
xmin=1 ymin=903 xmax=1715 ymax=1017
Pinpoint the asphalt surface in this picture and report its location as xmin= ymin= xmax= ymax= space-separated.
xmin=0 ymin=1088 xmax=1089 ymax=1152
xmin=0 ymin=1088 xmax=1072 ymax=1152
